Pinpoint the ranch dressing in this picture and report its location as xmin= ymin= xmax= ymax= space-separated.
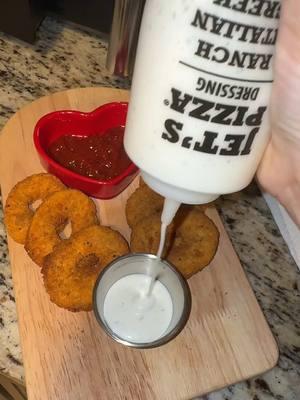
xmin=124 ymin=0 xmax=280 ymax=204
xmin=103 ymin=274 xmax=173 ymax=343
xmin=102 ymin=200 xmax=179 ymax=343
xmin=147 ymin=198 xmax=180 ymax=295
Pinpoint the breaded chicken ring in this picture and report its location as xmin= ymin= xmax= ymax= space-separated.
xmin=125 ymin=184 xmax=164 ymax=228
xmin=131 ymin=207 xmax=219 ymax=278
xmin=126 ymin=181 xmax=216 ymax=228
xmin=25 ymin=189 xmax=98 ymax=266
xmin=4 ymin=173 xmax=65 ymax=244
xmin=167 ymin=207 xmax=219 ymax=278
xmin=130 ymin=212 xmax=175 ymax=258
xmin=42 ymin=225 xmax=129 ymax=311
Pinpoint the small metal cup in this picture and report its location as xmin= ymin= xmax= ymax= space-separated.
xmin=93 ymin=253 xmax=191 ymax=349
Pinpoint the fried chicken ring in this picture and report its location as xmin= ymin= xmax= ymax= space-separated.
xmin=125 ymin=181 xmax=215 ymax=228
xmin=4 ymin=173 xmax=65 ymax=244
xmin=130 ymin=212 xmax=175 ymax=259
xmin=42 ymin=225 xmax=129 ymax=311
xmin=131 ymin=207 xmax=219 ymax=278
xmin=125 ymin=183 xmax=164 ymax=228
xmin=25 ymin=189 xmax=98 ymax=266
xmin=167 ymin=207 xmax=219 ymax=278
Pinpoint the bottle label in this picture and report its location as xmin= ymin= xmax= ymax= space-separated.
xmin=161 ymin=0 xmax=280 ymax=158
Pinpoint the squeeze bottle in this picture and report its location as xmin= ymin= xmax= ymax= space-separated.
xmin=124 ymin=0 xmax=281 ymax=206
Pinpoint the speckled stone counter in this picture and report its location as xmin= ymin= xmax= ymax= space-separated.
xmin=0 ymin=16 xmax=299 ymax=400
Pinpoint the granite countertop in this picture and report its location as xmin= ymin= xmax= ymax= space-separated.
xmin=0 ymin=16 xmax=299 ymax=400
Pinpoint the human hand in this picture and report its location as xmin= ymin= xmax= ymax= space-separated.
xmin=257 ymin=0 xmax=300 ymax=227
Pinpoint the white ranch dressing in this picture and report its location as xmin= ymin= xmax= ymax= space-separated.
xmin=103 ymin=273 xmax=173 ymax=343
xmin=103 ymin=199 xmax=180 ymax=343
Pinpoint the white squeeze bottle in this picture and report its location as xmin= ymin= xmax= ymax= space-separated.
xmin=124 ymin=0 xmax=281 ymax=220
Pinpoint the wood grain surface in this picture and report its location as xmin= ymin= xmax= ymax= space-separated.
xmin=0 ymin=87 xmax=278 ymax=400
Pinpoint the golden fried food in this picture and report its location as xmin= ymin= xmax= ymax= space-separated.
xmin=126 ymin=181 xmax=216 ymax=228
xmin=42 ymin=225 xmax=129 ymax=311
xmin=167 ymin=207 xmax=219 ymax=278
xmin=125 ymin=184 xmax=164 ymax=228
xmin=4 ymin=173 xmax=65 ymax=244
xmin=25 ymin=189 xmax=98 ymax=266
xmin=130 ymin=207 xmax=219 ymax=278
xmin=195 ymin=201 xmax=216 ymax=212
xmin=131 ymin=212 xmax=175 ymax=258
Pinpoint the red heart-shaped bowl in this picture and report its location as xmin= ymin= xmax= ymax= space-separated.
xmin=34 ymin=102 xmax=139 ymax=199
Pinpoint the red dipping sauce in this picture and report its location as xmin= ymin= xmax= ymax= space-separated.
xmin=48 ymin=126 xmax=131 ymax=181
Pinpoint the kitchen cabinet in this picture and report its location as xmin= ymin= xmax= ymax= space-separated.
xmin=0 ymin=1 xmax=43 ymax=43
xmin=44 ymin=0 xmax=114 ymax=34
xmin=0 ymin=0 xmax=114 ymax=43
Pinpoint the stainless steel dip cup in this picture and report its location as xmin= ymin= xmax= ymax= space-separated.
xmin=93 ymin=253 xmax=191 ymax=349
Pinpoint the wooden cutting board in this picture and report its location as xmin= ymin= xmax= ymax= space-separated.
xmin=0 ymin=87 xmax=278 ymax=400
